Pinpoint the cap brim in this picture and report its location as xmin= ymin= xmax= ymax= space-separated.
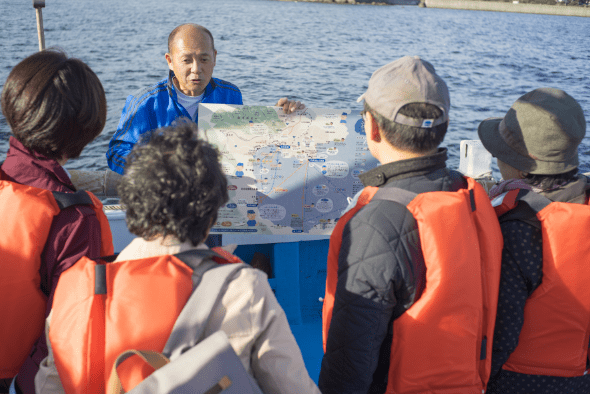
xmin=477 ymin=117 xmax=537 ymax=174
xmin=357 ymin=92 xmax=366 ymax=103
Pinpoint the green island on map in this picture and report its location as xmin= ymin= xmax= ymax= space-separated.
xmin=209 ymin=106 xmax=285 ymax=133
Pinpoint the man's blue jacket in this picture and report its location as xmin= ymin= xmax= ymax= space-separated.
xmin=107 ymin=71 xmax=243 ymax=174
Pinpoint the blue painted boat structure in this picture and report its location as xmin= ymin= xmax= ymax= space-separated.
xmin=106 ymin=208 xmax=327 ymax=382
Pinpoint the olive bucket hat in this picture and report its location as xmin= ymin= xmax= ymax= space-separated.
xmin=478 ymin=88 xmax=586 ymax=175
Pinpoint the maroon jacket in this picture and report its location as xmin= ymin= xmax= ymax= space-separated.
xmin=1 ymin=137 xmax=103 ymax=394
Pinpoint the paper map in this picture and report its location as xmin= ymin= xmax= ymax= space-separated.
xmin=199 ymin=104 xmax=378 ymax=235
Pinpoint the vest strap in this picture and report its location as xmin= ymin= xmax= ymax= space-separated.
xmin=95 ymin=264 xmax=107 ymax=295
xmin=480 ymin=336 xmax=487 ymax=360
xmin=174 ymin=249 xmax=223 ymax=270
xmin=516 ymin=189 xmax=552 ymax=213
xmin=51 ymin=190 xmax=93 ymax=210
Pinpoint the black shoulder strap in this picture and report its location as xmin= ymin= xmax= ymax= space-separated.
xmin=51 ymin=190 xmax=93 ymax=210
xmin=514 ymin=189 xmax=553 ymax=214
xmin=174 ymin=249 xmax=223 ymax=270
xmin=372 ymin=187 xmax=417 ymax=206
xmin=175 ymin=249 xmax=228 ymax=289
xmin=496 ymin=189 xmax=551 ymax=229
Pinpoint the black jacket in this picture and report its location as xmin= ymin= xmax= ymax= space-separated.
xmin=319 ymin=148 xmax=466 ymax=394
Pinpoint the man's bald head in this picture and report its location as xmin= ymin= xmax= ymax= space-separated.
xmin=168 ymin=24 xmax=215 ymax=54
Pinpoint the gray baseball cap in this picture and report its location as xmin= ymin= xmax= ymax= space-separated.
xmin=478 ymin=88 xmax=586 ymax=175
xmin=357 ymin=56 xmax=450 ymax=128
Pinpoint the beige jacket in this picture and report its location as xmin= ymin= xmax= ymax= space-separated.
xmin=35 ymin=237 xmax=320 ymax=394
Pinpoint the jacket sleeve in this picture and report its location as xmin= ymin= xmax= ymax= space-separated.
xmin=35 ymin=313 xmax=65 ymax=394
xmin=106 ymin=94 xmax=154 ymax=175
xmin=490 ymin=220 xmax=543 ymax=378
xmin=43 ymin=206 xmax=102 ymax=309
xmin=319 ymin=203 xmax=420 ymax=394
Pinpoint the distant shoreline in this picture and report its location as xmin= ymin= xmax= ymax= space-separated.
xmin=273 ymin=0 xmax=590 ymax=17
xmin=424 ymin=0 xmax=590 ymax=17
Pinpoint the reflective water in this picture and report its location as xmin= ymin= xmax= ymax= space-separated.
xmin=1 ymin=0 xmax=589 ymax=173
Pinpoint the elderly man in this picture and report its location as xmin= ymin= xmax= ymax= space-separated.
xmin=107 ymin=23 xmax=303 ymax=175
xmin=319 ymin=56 xmax=503 ymax=393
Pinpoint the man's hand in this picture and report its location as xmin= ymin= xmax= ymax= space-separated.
xmin=276 ymin=97 xmax=305 ymax=114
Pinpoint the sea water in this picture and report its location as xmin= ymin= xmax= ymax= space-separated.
xmin=1 ymin=0 xmax=589 ymax=176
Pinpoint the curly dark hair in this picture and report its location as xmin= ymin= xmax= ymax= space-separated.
xmin=1 ymin=48 xmax=106 ymax=160
xmin=118 ymin=120 xmax=228 ymax=246
xmin=365 ymin=102 xmax=448 ymax=153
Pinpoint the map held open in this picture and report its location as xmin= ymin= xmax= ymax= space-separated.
xmin=199 ymin=104 xmax=379 ymax=235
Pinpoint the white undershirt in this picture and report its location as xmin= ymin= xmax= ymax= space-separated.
xmin=176 ymin=88 xmax=204 ymax=121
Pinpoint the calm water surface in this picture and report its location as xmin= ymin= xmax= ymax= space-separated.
xmin=1 ymin=0 xmax=589 ymax=173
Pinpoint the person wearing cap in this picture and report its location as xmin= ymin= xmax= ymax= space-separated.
xmin=478 ymin=88 xmax=590 ymax=393
xmin=319 ymin=56 xmax=503 ymax=393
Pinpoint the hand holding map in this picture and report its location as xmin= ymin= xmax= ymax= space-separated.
xmin=276 ymin=97 xmax=306 ymax=114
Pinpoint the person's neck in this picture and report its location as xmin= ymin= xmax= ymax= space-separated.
xmin=376 ymin=145 xmax=436 ymax=165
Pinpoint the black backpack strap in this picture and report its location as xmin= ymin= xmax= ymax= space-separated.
xmin=372 ymin=187 xmax=418 ymax=206
xmin=100 ymin=254 xmax=119 ymax=263
xmin=51 ymin=190 xmax=93 ymax=210
xmin=174 ymin=249 xmax=223 ymax=270
xmin=513 ymin=189 xmax=552 ymax=214
xmin=174 ymin=249 xmax=228 ymax=289
xmin=495 ymin=189 xmax=552 ymax=229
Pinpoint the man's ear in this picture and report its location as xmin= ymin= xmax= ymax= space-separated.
xmin=165 ymin=53 xmax=174 ymax=71
xmin=367 ymin=113 xmax=381 ymax=143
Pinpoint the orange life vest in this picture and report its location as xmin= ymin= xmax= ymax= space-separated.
xmin=49 ymin=247 xmax=242 ymax=394
xmin=0 ymin=171 xmax=113 ymax=379
xmin=493 ymin=189 xmax=590 ymax=377
xmin=323 ymin=177 xmax=503 ymax=393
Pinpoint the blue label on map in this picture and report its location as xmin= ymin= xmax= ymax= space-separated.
xmin=309 ymin=159 xmax=326 ymax=162
xmin=279 ymin=145 xmax=290 ymax=149
xmin=226 ymin=203 xmax=237 ymax=208
xmin=292 ymin=230 xmax=304 ymax=233
xmin=246 ymin=204 xmax=258 ymax=207
xmin=211 ymin=229 xmax=258 ymax=233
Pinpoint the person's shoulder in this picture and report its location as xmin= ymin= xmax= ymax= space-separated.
xmin=346 ymin=192 xmax=414 ymax=241
xmin=211 ymin=78 xmax=241 ymax=93
xmin=228 ymin=264 xmax=269 ymax=288
xmin=431 ymin=168 xmax=468 ymax=192
xmin=220 ymin=264 xmax=276 ymax=315
xmin=127 ymin=77 xmax=170 ymax=102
